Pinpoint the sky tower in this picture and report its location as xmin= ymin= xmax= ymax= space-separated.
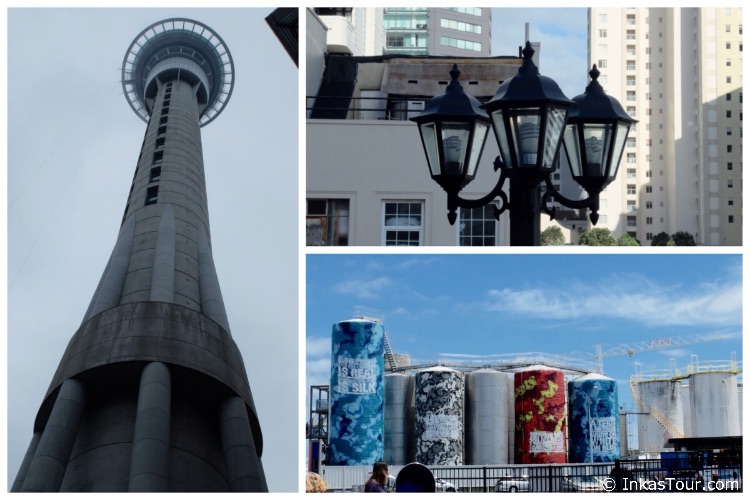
xmin=12 ymin=18 xmax=267 ymax=492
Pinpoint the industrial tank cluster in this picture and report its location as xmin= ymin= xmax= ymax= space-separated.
xmin=632 ymin=363 xmax=742 ymax=452
xmin=327 ymin=319 xmax=741 ymax=466
xmin=327 ymin=319 xmax=619 ymax=466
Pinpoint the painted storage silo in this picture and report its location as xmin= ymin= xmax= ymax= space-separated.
xmin=636 ymin=379 xmax=684 ymax=453
xmin=568 ymin=373 xmax=620 ymax=463
xmin=688 ymin=370 xmax=740 ymax=437
xmin=329 ymin=319 xmax=385 ymax=465
xmin=514 ymin=365 xmax=566 ymax=464
xmin=681 ymin=383 xmax=693 ymax=438
xmin=384 ymin=372 xmax=415 ymax=464
xmin=465 ymin=369 xmax=509 ymax=465
xmin=506 ymin=374 xmax=515 ymax=464
xmin=415 ymin=367 xmax=464 ymax=465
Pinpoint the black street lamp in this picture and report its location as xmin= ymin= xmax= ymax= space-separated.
xmin=411 ymin=42 xmax=637 ymax=246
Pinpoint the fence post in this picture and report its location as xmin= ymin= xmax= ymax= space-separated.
xmin=548 ymin=464 xmax=553 ymax=492
xmin=483 ymin=466 xmax=487 ymax=492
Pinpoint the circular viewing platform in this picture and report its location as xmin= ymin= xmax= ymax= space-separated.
xmin=122 ymin=18 xmax=234 ymax=127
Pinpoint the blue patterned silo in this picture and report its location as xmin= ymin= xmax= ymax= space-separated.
xmin=568 ymin=373 xmax=620 ymax=463
xmin=328 ymin=319 xmax=385 ymax=465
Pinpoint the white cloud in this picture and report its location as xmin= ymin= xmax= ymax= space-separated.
xmin=306 ymin=336 xmax=331 ymax=358
xmin=333 ymin=276 xmax=393 ymax=299
xmin=485 ymin=278 xmax=742 ymax=327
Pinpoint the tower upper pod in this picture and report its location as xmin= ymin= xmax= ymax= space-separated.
xmin=121 ymin=18 xmax=235 ymax=127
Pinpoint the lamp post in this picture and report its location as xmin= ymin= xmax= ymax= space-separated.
xmin=411 ymin=42 xmax=637 ymax=246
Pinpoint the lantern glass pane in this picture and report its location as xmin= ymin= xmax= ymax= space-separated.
xmin=510 ymin=108 xmax=542 ymax=168
xmin=490 ymin=109 xmax=514 ymax=169
xmin=542 ymin=107 xmax=568 ymax=169
xmin=441 ymin=121 xmax=472 ymax=176
xmin=563 ymin=124 xmax=583 ymax=177
xmin=581 ymin=123 xmax=612 ymax=177
xmin=610 ymin=123 xmax=631 ymax=180
xmin=466 ymin=121 xmax=489 ymax=178
xmin=419 ymin=122 xmax=442 ymax=176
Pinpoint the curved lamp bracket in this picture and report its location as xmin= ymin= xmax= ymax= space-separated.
xmin=541 ymin=175 xmax=601 ymax=225
xmin=446 ymin=157 xmax=509 ymax=225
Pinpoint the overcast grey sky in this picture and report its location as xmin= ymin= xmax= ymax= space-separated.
xmin=5 ymin=7 xmax=298 ymax=492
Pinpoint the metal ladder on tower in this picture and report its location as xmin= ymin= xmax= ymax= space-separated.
xmin=630 ymin=379 xmax=684 ymax=439
xmin=383 ymin=330 xmax=398 ymax=372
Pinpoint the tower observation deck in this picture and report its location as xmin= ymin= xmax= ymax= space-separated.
xmin=12 ymin=18 xmax=267 ymax=492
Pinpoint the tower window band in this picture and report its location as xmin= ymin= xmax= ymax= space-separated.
xmin=145 ymin=186 xmax=158 ymax=205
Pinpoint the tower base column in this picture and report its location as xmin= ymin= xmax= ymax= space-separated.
xmin=219 ymin=396 xmax=268 ymax=492
xmin=21 ymin=378 xmax=87 ymax=492
xmin=128 ymin=361 xmax=172 ymax=491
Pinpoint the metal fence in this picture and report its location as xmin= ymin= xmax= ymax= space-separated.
xmin=421 ymin=458 xmax=742 ymax=493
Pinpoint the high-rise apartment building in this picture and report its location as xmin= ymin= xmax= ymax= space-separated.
xmin=384 ymin=7 xmax=491 ymax=56
xmin=311 ymin=7 xmax=491 ymax=57
xmin=589 ymin=7 xmax=742 ymax=245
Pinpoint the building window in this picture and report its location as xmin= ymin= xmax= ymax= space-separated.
xmin=646 ymin=232 xmax=653 ymax=241
xmin=729 ymin=215 xmax=734 ymax=223
xmin=727 ymin=127 xmax=733 ymax=136
xmin=599 ymin=29 xmax=607 ymax=38
xmin=627 ymin=153 xmax=637 ymax=164
xmin=149 ymin=166 xmax=161 ymax=182
xmin=307 ymin=199 xmax=350 ymax=246
xmin=145 ymin=186 xmax=158 ymax=205
xmin=626 ymin=60 xmax=636 ymax=70
xmin=646 ymin=170 xmax=652 ymax=178
xmin=627 ymin=137 xmax=636 ymax=148
xmin=459 ymin=205 xmax=498 ymax=246
xmin=626 ymin=76 xmax=636 ymax=86
xmin=158 ymin=125 xmax=167 ymax=136
xmin=727 ymin=110 xmax=732 ymax=118
xmin=728 ymin=162 xmax=733 ymax=170
xmin=155 ymin=136 xmax=165 ymax=148
xmin=727 ymin=145 xmax=732 ymax=153
xmin=728 ymin=198 xmax=734 ymax=206
xmin=728 ymin=180 xmax=734 ymax=188
xmin=382 ymin=201 xmax=423 ymax=246
xmin=440 ymin=18 xmax=482 ymax=34
xmin=627 ymin=215 xmax=637 ymax=226
xmin=440 ymin=36 xmax=482 ymax=52
xmin=627 ymin=200 xmax=637 ymax=213
xmin=646 ymin=217 xmax=653 ymax=224
xmin=153 ymin=150 xmax=163 ymax=164
xmin=627 ymin=184 xmax=636 ymax=195
xmin=159 ymin=115 xmax=168 ymax=125
xmin=646 ymin=200 xmax=653 ymax=208
xmin=598 ymin=13 xmax=607 ymax=22
xmin=627 ymin=168 xmax=636 ymax=178
xmin=597 ymin=59 xmax=607 ymax=68
xmin=627 ymin=91 xmax=636 ymax=102
xmin=161 ymin=106 xmax=170 ymax=116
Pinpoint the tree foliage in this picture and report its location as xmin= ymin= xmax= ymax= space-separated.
xmin=651 ymin=230 xmax=696 ymax=246
xmin=541 ymin=226 xmax=566 ymax=246
xmin=579 ymin=227 xmax=617 ymax=246
xmin=617 ymin=233 xmax=640 ymax=246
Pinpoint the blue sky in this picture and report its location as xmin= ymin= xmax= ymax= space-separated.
xmin=306 ymin=253 xmax=742 ymax=410
xmin=491 ymin=8 xmax=588 ymax=99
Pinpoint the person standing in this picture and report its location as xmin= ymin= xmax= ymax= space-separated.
xmin=365 ymin=462 xmax=389 ymax=492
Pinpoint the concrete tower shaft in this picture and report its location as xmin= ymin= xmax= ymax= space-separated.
xmin=12 ymin=19 xmax=266 ymax=492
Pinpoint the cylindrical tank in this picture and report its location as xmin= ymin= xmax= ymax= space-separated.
xmin=415 ymin=367 xmax=464 ymax=465
xmin=328 ymin=319 xmax=385 ymax=465
xmin=688 ymin=371 xmax=740 ymax=437
xmin=681 ymin=383 xmax=692 ymax=437
xmin=384 ymin=373 xmax=415 ymax=465
xmin=514 ymin=365 xmax=566 ymax=464
xmin=465 ymin=369 xmax=509 ymax=465
xmin=568 ymin=373 xmax=620 ymax=463
xmin=636 ymin=379 xmax=684 ymax=453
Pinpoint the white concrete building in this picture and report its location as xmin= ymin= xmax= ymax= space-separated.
xmin=306 ymin=9 xmax=596 ymax=246
xmin=589 ymin=7 xmax=742 ymax=245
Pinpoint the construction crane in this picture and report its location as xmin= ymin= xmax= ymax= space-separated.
xmin=593 ymin=331 xmax=733 ymax=374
